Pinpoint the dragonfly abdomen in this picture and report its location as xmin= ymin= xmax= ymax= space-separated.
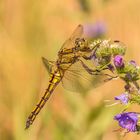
xmin=25 ymin=71 xmax=62 ymax=129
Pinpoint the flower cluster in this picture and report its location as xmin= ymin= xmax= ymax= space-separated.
xmin=112 ymin=55 xmax=140 ymax=133
xmin=91 ymin=41 xmax=140 ymax=134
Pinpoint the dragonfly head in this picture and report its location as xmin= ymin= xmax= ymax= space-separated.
xmin=75 ymin=38 xmax=90 ymax=51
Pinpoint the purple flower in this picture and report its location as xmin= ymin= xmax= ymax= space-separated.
xmin=114 ymin=112 xmax=139 ymax=132
xmin=114 ymin=55 xmax=124 ymax=68
xmin=115 ymin=93 xmax=129 ymax=105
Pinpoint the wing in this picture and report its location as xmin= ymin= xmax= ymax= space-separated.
xmin=59 ymin=24 xmax=84 ymax=51
xmin=42 ymin=57 xmax=55 ymax=74
xmin=61 ymin=60 xmax=116 ymax=93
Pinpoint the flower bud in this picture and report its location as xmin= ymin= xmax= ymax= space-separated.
xmin=114 ymin=55 xmax=124 ymax=68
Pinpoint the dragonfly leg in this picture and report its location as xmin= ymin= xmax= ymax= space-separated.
xmin=78 ymin=59 xmax=107 ymax=74
xmin=78 ymin=59 xmax=118 ymax=81
xmin=82 ymin=52 xmax=95 ymax=60
xmin=103 ymin=75 xmax=118 ymax=82
xmin=82 ymin=41 xmax=101 ymax=60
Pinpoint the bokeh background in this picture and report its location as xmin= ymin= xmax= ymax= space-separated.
xmin=0 ymin=0 xmax=140 ymax=140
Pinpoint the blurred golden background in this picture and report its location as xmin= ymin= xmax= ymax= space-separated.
xmin=0 ymin=0 xmax=140 ymax=139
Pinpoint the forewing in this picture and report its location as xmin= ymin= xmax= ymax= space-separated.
xmin=69 ymin=24 xmax=83 ymax=41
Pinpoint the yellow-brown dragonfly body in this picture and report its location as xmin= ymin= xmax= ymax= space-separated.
xmin=25 ymin=65 xmax=62 ymax=129
xmin=25 ymin=25 xmax=100 ymax=129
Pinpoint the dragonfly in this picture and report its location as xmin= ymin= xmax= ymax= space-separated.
xmin=25 ymin=25 xmax=116 ymax=129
